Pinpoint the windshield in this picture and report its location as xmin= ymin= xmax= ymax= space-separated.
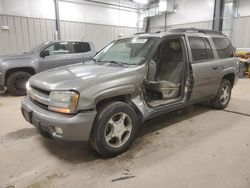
xmin=94 ymin=37 xmax=158 ymax=65
xmin=25 ymin=42 xmax=50 ymax=54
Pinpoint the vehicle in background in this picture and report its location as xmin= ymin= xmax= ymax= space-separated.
xmin=0 ymin=41 xmax=96 ymax=96
xmin=21 ymin=28 xmax=239 ymax=157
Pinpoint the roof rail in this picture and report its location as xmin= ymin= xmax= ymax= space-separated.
xmin=168 ymin=28 xmax=223 ymax=35
xmin=133 ymin=32 xmax=147 ymax=35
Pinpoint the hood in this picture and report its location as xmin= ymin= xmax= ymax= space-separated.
xmin=29 ymin=63 xmax=128 ymax=91
xmin=29 ymin=62 xmax=147 ymax=110
xmin=0 ymin=54 xmax=35 ymax=62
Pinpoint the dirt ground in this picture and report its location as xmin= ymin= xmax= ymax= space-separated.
xmin=0 ymin=79 xmax=250 ymax=188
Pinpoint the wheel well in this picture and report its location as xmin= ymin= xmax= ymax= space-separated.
xmin=222 ymin=73 xmax=235 ymax=87
xmin=96 ymin=95 xmax=129 ymax=108
xmin=5 ymin=67 xmax=36 ymax=85
xmin=96 ymin=95 xmax=144 ymax=125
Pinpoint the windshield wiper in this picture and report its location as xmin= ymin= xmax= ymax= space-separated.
xmin=96 ymin=60 xmax=125 ymax=67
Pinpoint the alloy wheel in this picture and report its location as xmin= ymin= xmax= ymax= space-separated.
xmin=104 ymin=112 xmax=132 ymax=148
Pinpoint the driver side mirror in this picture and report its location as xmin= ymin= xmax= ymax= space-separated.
xmin=40 ymin=50 xmax=50 ymax=58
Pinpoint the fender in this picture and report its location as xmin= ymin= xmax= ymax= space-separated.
xmin=219 ymin=66 xmax=238 ymax=85
xmin=3 ymin=58 xmax=39 ymax=72
xmin=0 ymin=57 xmax=39 ymax=88
xmin=94 ymin=84 xmax=137 ymax=104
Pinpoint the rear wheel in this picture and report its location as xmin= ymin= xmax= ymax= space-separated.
xmin=211 ymin=79 xmax=232 ymax=109
xmin=6 ymin=71 xmax=31 ymax=96
xmin=90 ymin=101 xmax=138 ymax=157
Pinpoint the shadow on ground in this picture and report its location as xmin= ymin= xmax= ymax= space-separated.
xmin=5 ymin=128 xmax=37 ymax=140
xmin=38 ymin=104 xmax=213 ymax=163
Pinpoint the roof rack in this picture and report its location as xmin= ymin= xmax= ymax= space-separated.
xmin=168 ymin=28 xmax=223 ymax=35
xmin=133 ymin=32 xmax=147 ymax=35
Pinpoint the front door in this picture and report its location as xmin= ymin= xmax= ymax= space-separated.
xmin=38 ymin=42 xmax=73 ymax=72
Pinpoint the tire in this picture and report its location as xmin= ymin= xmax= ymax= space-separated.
xmin=6 ymin=71 xmax=31 ymax=96
xmin=90 ymin=101 xmax=138 ymax=157
xmin=211 ymin=79 xmax=232 ymax=109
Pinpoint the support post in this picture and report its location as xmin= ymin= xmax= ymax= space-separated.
xmin=54 ymin=0 xmax=61 ymax=40
xmin=213 ymin=0 xmax=224 ymax=31
xmin=164 ymin=12 xmax=167 ymax=32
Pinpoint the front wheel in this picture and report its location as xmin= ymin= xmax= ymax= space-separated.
xmin=90 ymin=101 xmax=138 ymax=157
xmin=211 ymin=79 xmax=232 ymax=109
xmin=6 ymin=71 xmax=31 ymax=96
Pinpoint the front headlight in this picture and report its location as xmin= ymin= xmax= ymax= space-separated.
xmin=48 ymin=91 xmax=79 ymax=114
xmin=26 ymin=82 xmax=31 ymax=92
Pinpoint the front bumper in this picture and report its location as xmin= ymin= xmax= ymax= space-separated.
xmin=21 ymin=97 xmax=97 ymax=141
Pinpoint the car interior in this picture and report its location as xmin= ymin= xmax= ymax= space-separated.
xmin=145 ymin=38 xmax=187 ymax=107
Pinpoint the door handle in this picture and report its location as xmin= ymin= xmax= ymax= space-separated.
xmin=213 ymin=66 xmax=218 ymax=70
xmin=65 ymin=57 xmax=72 ymax=60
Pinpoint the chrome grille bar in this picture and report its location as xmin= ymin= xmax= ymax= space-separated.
xmin=27 ymin=86 xmax=50 ymax=106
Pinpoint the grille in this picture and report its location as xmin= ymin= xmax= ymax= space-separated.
xmin=30 ymin=97 xmax=48 ymax=110
xmin=28 ymin=85 xmax=51 ymax=110
xmin=31 ymin=85 xmax=50 ymax=95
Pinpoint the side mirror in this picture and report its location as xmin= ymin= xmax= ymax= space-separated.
xmin=40 ymin=50 xmax=50 ymax=58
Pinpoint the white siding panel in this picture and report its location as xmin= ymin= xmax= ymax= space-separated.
xmin=34 ymin=19 xmax=42 ymax=44
xmin=21 ymin=17 xmax=31 ymax=51
xmin=0 ymin=16 xmax=9 ymax=54
xmin=28 ymin=18 xmax=36 ymax=49
xmin=0 ymin=16 xmax=3 ymax=54
xmin=4 ymin=16 xmax=18 ymax=54
xmin=14 ymin=16 xmax=25 ymax=54
xmin=46 ymin=19 xmax=54 ymax=41
xmin=0 ymin=15 xmax=138 ymax=55
xmin=40 ymin=19 xmax=48 ymax=42
xmin=233 ymin=16 xmax=250 ymax=48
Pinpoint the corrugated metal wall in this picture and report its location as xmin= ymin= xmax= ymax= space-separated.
xmin=149 ymin=16 xmax=250 ymax=48
xmin=232 ymin=16 xmax=250 ymax=48
xmin=0 ymin=15 xmax=56 ymax=55
xmin=149 ymin=20 xmax=213 ymax=33
xmin=1 ymin=14 xmax=249 ymax=54
xmin=168 ymin=21 xmax=213 ymax=30
xmin=60 ymin=21 xmax=138 ymax=50
xmin=0 ymin=15 xmax=138 ymax=55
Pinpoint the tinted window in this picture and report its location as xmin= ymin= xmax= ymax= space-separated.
xmin=212 ymin=37 xmax=234 ymax=58
xmin=43 ymin=42 xmax=70 ymax=56
xmin=153 ymin=38 xmax=184 ymax=63
xmin=72 ymin=42 xmax=91 ymax=53
xmin=189 ymin=37 xmax=214 ymax=62
xmin=204 ymin=38 xmax=214 ymax=59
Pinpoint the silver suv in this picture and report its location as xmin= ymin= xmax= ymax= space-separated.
xmin=21 ymin=28 xmax=239 ymax=157
xmin=0 ymin=41 xmax=95 ymax=96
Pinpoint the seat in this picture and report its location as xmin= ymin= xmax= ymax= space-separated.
xmin=148 ymin=41 xmax=184 ymax=99
xmin=149 ymin=80 xmax=181 ymax=99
